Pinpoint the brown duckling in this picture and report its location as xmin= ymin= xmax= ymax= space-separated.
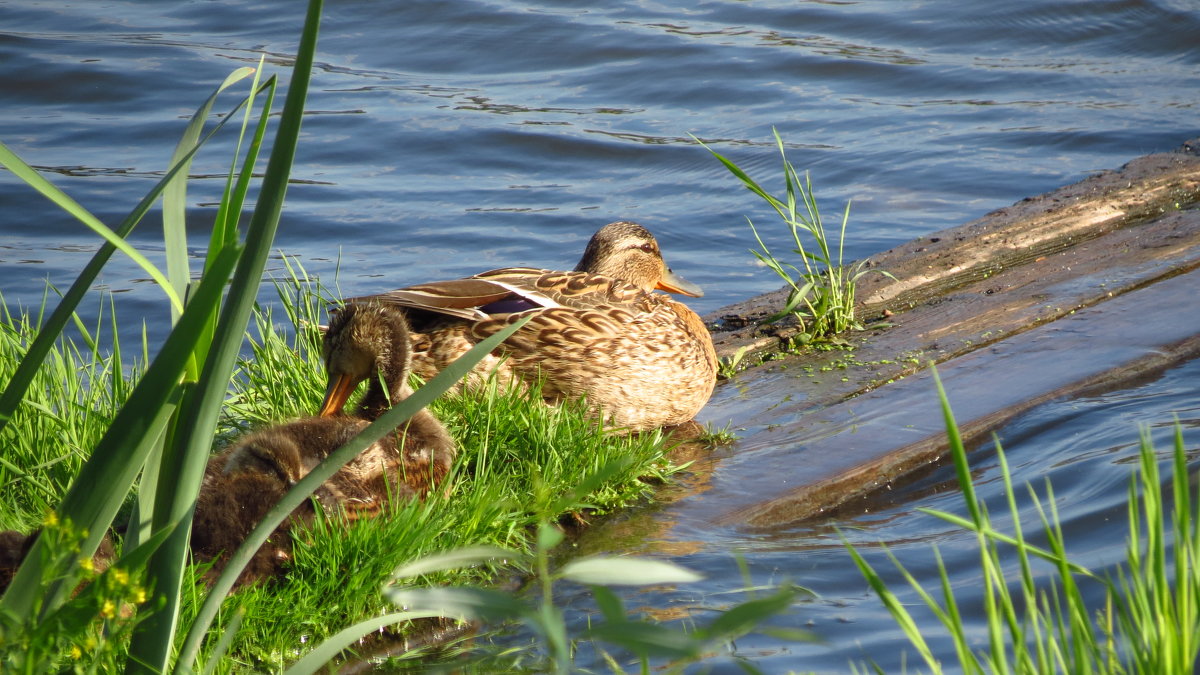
xmin=0 ymin=529 xmax=36 ymax=593
xmin=317 ymin=301 xmax=456 ymax=486
xmin=193 ymin=417 xmax=392 ymax=586
xmin=191 ymin=302 xmax=455 ymax=587
xmin=0 ymin=528 xmax=116 ymax=594
xmin=338 ymin=221 xmax=718 ymax=432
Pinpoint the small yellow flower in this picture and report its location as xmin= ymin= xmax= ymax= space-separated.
xmin=111 ymin=568 xmax=129 ymax=586
xmin=70 ymin=645 xmax=82 ymax=659
xmin=79 ymin=557 xmax=94 ymax=573
xmin=133 ymin=587 xmax=147 ymax=604
xmin=83 ymin=635 xmax=98 ymax=651
xmin=100 ymin=600 xmax=116 ymax=619
xmin=44 ymin=511 xmax=59 ymax=527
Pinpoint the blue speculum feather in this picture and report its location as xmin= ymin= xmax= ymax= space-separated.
xmin=479 ymin=296 xmax=542 ymax=315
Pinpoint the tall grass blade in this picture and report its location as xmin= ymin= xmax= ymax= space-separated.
xmin=198 ymin=606 xmax=244 ymax=675
xmin=845 ymin=544 xmax=940 ymax=671
xmin=915 ymin=509 xmax=1094 ymax=577
xmin=131 ymin=72 xmax=273 ymax=556
xmin=205 ymin=66 xmax=274 ymax=271
xmin=698 ymin=584 xmax=796 ymax=643
xmin=127 ymin=432 xmax=165 ymax=553
xmin=130 ymin=3 xmax=325 ymax=671
xmin=382 ymin=586 xmax=533 ymax=624
xmin=390 ymin=546 xmax=516 ymax=581
xmin=281 ymin=611 xmax=448 ymax=675
xmin=931 ymin=368 xmax=983 ymax=526
xmin=162 ymin=66 xmax=257 ymax=323
xmin=559 ymin=557 xmax=703 ymax=586
xmin=0 ymin=90 xmax=257 ymax=436
xmin=196 ymin=73 xmax=275 ymax=369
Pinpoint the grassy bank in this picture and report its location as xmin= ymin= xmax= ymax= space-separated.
xmin=0 ymin=272 xmax=677 ymax=669
xmin=207 ymin=274 xmax=677 ymax=666
xmin=0 ymin=295 xmax=139 ymax=531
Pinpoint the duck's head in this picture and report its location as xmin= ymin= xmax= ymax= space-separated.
xmin=318 ymin=302 xmax=413 ymax=417
xmin=574 ymin=221 xmax=703 ymax=297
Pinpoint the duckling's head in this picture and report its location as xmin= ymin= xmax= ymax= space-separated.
xmin=220 ymin=429 xmax=305 ymax=487
xmin=318 ymin=302 xmax=413 ymax=417
xmin=573 ymin=221 xmax=703 ymax=297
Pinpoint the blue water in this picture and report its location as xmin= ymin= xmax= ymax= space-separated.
xmin=549 ymin=357 xmax=1200 ymax=673
xmin=1 ymin=0 xmax=1198 ymax=670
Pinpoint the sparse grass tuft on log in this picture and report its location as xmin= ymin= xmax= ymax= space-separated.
xmin=700 ymin=130 xmax=890 ymax=344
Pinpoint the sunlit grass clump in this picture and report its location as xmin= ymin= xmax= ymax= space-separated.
xmin=702 ymin=130 xmax=886 ymax=345
xmin=0 ymin=297 xmax=140 ymax=530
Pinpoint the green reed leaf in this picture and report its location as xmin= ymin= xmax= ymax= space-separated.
xmin=282 ymin=610 xmax=449 ymax=675
xmin=163 ymin=65 xmax=257 ymax=323
xmin=133 ymin=3 xmax=325 ymax=671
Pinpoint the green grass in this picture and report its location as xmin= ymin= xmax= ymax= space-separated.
xmin=847 ymin=371 xmax=1200 ymax=674
xmin=0 ymin=294 xmax=139 ymax=530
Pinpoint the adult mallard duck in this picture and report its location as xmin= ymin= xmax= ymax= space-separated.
xmin=331 ymin=221 xmax=717 ymax=432
xmin=193 ymin=302 xmax=454 ymax=586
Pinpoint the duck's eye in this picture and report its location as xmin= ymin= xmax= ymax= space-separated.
xmin=638 ymin=242 xmax=655 ymax=253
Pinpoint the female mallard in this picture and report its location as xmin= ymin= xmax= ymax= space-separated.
xmin=329 ymin=221 xmax=717 ymax=432
xmin=193 ymin=302 xmax=454 ymax=586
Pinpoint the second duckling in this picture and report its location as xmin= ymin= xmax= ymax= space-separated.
xmin=192 ymin=302 xmax=455 ymax=587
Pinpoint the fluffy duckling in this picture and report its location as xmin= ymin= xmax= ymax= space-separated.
xmin=317 ymin=301 xmax=456 ymax=489
xmin=191 ymin=302 xmax=455 ymax=586
xmin=0 ymin=529 xmax=115 ymax=594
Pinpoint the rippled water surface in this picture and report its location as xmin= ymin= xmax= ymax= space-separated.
xmin=559 ymin=356 xmax=1200 ymax=673
xmin=2 ymin=0 xmax=1198 ymax=670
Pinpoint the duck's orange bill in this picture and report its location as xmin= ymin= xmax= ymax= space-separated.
xmin=318 ymin=374 xmax=357 ymax=417
xmin=655 ymin=267 xmax=704 ymax=298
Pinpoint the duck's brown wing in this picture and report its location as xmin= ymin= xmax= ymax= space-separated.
xmin=347 ymin=267 xmax=649 ymax=321
xmin=474 ymin=267 xmax=648 ymax=311
xmin=349 ymin=277 xmax=527 ymax=321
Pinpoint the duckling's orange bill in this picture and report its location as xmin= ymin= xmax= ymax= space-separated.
xmin=655 ymin=267 xmax=704 ymax=298
xmin=319 ymin=374 xmax=357 ymax=417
